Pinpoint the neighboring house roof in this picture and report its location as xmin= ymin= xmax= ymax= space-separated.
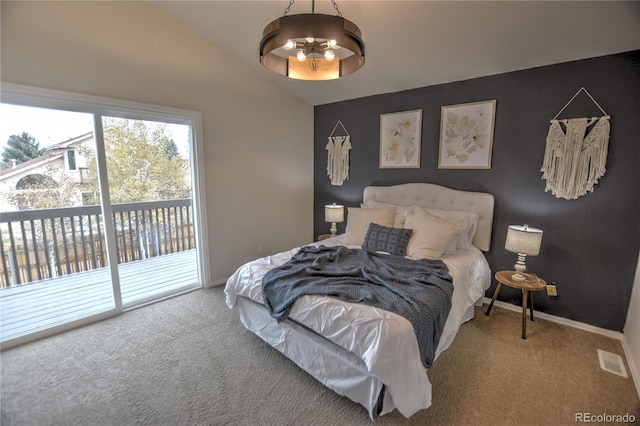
xmin=45 ymin=132 xmax=93 ymax=152
xmin=0 ymin=132 xmax=93 ymax=180
xmin=0 ymin=152 xmax=64 ymax=179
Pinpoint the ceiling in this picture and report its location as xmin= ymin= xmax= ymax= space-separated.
xmin=155 ymin=1 xmax=640 ymax=106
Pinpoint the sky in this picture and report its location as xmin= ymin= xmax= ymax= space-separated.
xmin=0 ymin=103 xmax=94 ymax=149
xmin=0 ymin=103 xmax=190 ymax=157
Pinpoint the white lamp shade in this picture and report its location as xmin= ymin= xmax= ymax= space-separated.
xmin=325 ymin=204 xmax=344 ymax=223
xmin=505 ymin=225 xmax=543 ymax=256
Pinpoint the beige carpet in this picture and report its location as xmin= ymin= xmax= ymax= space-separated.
xmin=1 ymin=287 xmax=638 ymax=425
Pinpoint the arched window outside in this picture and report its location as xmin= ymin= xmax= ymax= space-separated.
xmin=15 ymin=173 xmax=57 ymax=189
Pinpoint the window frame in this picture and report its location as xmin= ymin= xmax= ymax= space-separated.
xmin=67 ymin=149 xmax=77 ymax=171
xmin=0 ymin=82 xmax=211 ymax=344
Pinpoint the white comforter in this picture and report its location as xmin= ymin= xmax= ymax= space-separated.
xmin=225 ymin=236 xmax=491 ymax=417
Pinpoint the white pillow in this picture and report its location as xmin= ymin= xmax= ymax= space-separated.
xmin=343 ymin=207 xmax=396 ymax=245
xmin=422 ymin=208 xmax=479 ymax=252
xmin=404 ymin=208 xmax=465 ymax=260
xmin=361 ymin=200 xmax=411 ymax=228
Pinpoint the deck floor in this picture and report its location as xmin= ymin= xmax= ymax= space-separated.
xmin=0 ymin=250 xmax=199 ymax=342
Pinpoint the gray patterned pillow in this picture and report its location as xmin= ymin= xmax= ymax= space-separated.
xmin=362 ymin=223 xmax=413 ymax=256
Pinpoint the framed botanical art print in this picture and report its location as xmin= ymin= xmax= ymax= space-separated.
xmin=438 ymin=100 xmax=496 ymax=169
xmin=379 ymin=109 xmax=422 ymax=169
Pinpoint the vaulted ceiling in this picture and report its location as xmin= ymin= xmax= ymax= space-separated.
xmin=155 ymin=1 xmax=640 ymax=106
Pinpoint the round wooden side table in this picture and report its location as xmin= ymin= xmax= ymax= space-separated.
xmin=485 ymin=270 xmax=547 ymax=339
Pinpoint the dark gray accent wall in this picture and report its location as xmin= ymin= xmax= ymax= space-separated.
xmin=313 ymin=50 xmax=640 ymax=332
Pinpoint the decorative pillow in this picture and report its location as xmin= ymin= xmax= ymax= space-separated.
xmin=362 ymin=223 xmax=412 ymax=256
xmin=361 ymin=200 xmax=411 ymax=228
xmin=343 ymin=207 xmax=396 ymax=245
xmin=404 ymin=208 xmax=465 ymax=260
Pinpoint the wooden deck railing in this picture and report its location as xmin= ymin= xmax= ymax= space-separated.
xmin=0 ymin=199 xmax=194 ymax=287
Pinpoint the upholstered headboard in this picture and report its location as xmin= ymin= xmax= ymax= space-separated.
xmin=362 ymin=183 xmax=495 ymax=251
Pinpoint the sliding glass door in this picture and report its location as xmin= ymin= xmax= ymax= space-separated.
xmin=100 ymin=116 xmax=199 ymax=307
xmin=0 ymin=85 xmax=208 ymax=347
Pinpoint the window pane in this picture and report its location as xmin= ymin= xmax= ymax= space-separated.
xmin=0 ymin=103 xmax=114 ymax=342
xmin=67 ymin=150 xmax=77 ymax=170
xmin=100 ymin=116 xmax=198 ymax=307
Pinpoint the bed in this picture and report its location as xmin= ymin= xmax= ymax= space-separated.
xmin=225 ymin=182 xmax=494 ymax=418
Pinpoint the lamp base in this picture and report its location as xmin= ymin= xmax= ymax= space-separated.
xmin=511 ymin=272 xmax=526 ymax=282
xmin=330 ymin=222 xmax=337 ymax=237
xmin=512 ymin=253 xmax=527 ymax=281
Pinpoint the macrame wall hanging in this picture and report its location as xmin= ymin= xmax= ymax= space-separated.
xmin=540 ymin=87 xmax=611 ymax=200
xmin=326 ymin=120 xmax=351 ymax=186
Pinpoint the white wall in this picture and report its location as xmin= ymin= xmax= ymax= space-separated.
xmin=0 ymin=1 xmax=314 ymax=283
xmin=623 ymin=253 xmax=640 ymax=397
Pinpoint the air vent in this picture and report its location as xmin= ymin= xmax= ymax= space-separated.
xmin=597 ymin=349 xmax=628 ymax=378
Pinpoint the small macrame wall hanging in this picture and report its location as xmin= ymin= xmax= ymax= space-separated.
xmin=541 ymin=87 xmax=611 ymax=200
xmin=326 ymin=120 xmax=351 ymax=186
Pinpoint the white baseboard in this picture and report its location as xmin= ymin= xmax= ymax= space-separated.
xmin=482 ymin=297 xmax=622 ymax=338
xmin=206 ymin=278 xmax=227 ymax=288
xmin=482 ymin=297 xmax=639 ymax=398
xmin=621 ymin=337 xmax=640 ymax=400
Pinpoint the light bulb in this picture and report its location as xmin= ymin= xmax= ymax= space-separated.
xmin=326 ymin=40 xmax=337 ymax=49
xmin=324 ymin=50 xmax=335 ymax=61
xmin=296 ymin=50 xmax=307 ymax=62
xmin=283 ymin=40 xmax=296 ymax=50
xmin=305 ymin=37 xmax=315 ymax=43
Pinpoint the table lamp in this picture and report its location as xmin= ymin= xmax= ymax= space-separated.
xmin=325 ymin=203 xmax=344 ymax=237
xmin=505 ymin=224 xmax=543 ymax=281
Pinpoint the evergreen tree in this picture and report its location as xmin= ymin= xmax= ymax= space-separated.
xmin=1 ymin=132 xmax=44 ymax=165
xmin=162 ymin=138 xmax=180 ymax=160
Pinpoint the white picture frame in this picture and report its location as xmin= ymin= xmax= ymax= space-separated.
xmin=379 ymin=109 xmax=422 ymax=169
xmin=438 ymin=100 xmax=496 ymax=169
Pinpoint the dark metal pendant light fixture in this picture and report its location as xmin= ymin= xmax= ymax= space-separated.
xmin=259 ymin=0 xmax=365 ymax=80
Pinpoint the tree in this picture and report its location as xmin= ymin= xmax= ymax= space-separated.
xmin=82 ymin=118 xmax=191 ymax=204
xmin=161 ymin=138 xmax=180 ymax=160
xmin=1 ymin=132 xmax=45 ymax=165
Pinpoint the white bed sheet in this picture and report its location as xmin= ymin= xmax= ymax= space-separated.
xmin=224 ymin=235 xmax=491 ymax=418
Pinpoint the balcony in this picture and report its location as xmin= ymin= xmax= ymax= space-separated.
xmin=0 ymin=199 xmax=200 ymax=344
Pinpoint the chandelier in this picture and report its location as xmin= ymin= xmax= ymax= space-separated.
xmin=259 ymin=0 xmax=365 ymax=81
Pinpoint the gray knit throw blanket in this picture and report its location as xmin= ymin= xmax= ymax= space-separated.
xmin=262 ymin=245 xmax=453 ymax=368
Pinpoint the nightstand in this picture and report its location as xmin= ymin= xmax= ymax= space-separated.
xmin=485 ymin=270 xmax=547 ymax=339
xmin=317 ymin=234 xmax=332 ymax=241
